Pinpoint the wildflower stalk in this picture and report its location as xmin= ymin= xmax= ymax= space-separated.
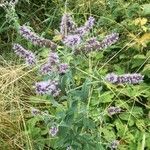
xmin=105 ymin=73 xmax=144 ymax=84
xmin=12 ymin=43 xmax=36 ymax=66
xmin=75 ymin=33 xmax=119 ymax=53
xmin=19 ymin=25 xmax=57 ymax=50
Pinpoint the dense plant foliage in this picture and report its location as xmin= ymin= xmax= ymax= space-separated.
xmin=0 ymin=0 xmax=150 ymax=150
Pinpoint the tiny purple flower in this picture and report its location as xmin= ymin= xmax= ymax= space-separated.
xmin=40 ymin=63 xmax=52 ymax=75
xmin=74 ymin=16 xmax=95 ymax=36
xmin=48 ymin=52 xmax=60 ymax=64
xmin=35 ymin=80 xmax=60 ymax=97
xmin=13 ymin=43 xmax=36 ymax=66
xmin=31 ymin=108 xmax=40 ymax=116
xmin=107 ymin=106 xmax=121 ymax=116
xmin=86 ymin=37 xmax=99 ymax=45
xmin=25 ymin=52 xmax=36 ymax=66
xmin=83 ymin=37 xmax=101 ymax=52
xmin=58 ymin=63 xmax=69 ymax=74
xmin=85 ymin=16 xmax=95 ymax=29
xmin=60 ymin=13 xmax=76 ymax=35
xmin=49 ymin=126 xmax=59 ymax=137
xmin=74 ymin=26 xmax=87 ymax=36
xmin=63 ymin=34 xmax=81 ymax=47
xmin=105 ymin=73 xmax=118 ymax=83
xmin=101 ymin=33 xmax=119 ymax=49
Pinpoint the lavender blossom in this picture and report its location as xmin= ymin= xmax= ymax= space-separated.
xmin=75 ymin=32 xmax=119 ymax=53
xmin=49 ymin=126 xmax=59 ymax=137
xmin=74 ymin=26 xmax=87 ymax=36
xmin=40 ymin=63 xmax=52 ymax=75
xmin=19 ymin=25 xmax=57 ymax=50
xmin=60 ymin=13 xmax=76 ymax=35
xmin=105 ymin=73 xmax=118 ymax=84
xmin=82 ymin=37 xmax=100 ymax=52
xmin=74 ymin=16 xmax=95 ymax=36
xmin=13 ymin=43 xmax=36 ymax=66
xmin=118 ymin=73 xmax=144 ymax=84
xmin=85 ymin=16 xmax=95 ymax=29
xmin=107 ymin=106 xmax=121 ymax=116
xmin=48 ymin=52 xmax=60 ymax=64
xmin=100 ymin=33 xmax=119 ymax=49
xmin=35 ymin=80 xmax=60 ymax=97
xmin=31 ymin=108 xmax=40 ymax=116
xmin=40 ymin=52 xmax=59 ymax=75
xmin=58 ymin=63 xmax=69 ymax=74
xmin=63 ymin=34 xmax=81 ymax=47
xmin=105 ymin=73 xmax=144 ymax=84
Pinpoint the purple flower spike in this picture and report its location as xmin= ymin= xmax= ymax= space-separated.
xmin=107 ymin=106 xmax=121 ymax=116
xmin=35 ymin=80 xmax=60 ymax=97
xmin=63 ymin=34 xmax=81 ymax=47
xmin=100 ymin=33 xmax=119 ymax=49
xmin=48 ymin=52 xmax=60 ymax=64
xmin=117 ymin=73 xmax=144 ymax=84
xmin=74 ymin=26 xmax=87 ymax=36
xmin=74 ymin=16 xmax=95 ymax=36
xmin=25 ymin=52 xmax=36 ymax=66
xmin=13 ymin=43 xmax=36 ymax=66
xmin=75 ymin=32 xmax=119 ymax=53
xmin=105 ymin=73 xmax=144 ymax=84
xmin=40 ymin=63 xmax=52 ymax=75
xmin=19 ymin=25 xmax=57 ymax=50
xmin=86 ymin=37 xmax=99 ymax=45
xmin=58 ymin=63 xmax=69 ymax=74
xmin=83 ymin=37 xmax=100 ymax=52
xmin=49 ymin=126 xmax=59 ymax=137
xmin=60 ymin=13 xmax=76 ymax=35
xmin=85 ymin=16 xmax=95 ymax=29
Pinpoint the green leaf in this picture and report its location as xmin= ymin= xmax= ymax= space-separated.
xmin=132 ymin=106 xmax=143 ymax=118
xmin=80 ymin=79 xmax=91 ymax=102
xmin=132 ymin=54 xmax=146 ymax=68
xmin=135 ymin=120 xmax=145 ymax=131
xmin=64 ymin=108 xmax=75 ymax=125
xmin=142 ymin=4 xmax=150 ymax=16
xmin=119 ymin=113 xmax=135 ymax=126
xmin=98 ymin=91 xmax=114 ymax=103
xmin=142 ymin=64 xmax=150 ymax=77
xmin=101 ymin=127 xmax=116 ymax=141
xmin=115 ymin=120 xmax=127 ymax=137
xmin=27 ymin=117 xmax=43 ymax=129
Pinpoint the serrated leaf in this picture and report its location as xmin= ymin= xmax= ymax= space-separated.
xmin=99 ymin=91 xmax=114 ymax=103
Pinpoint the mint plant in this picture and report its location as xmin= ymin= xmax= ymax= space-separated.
xmin=11 ymin=11 xmax=146 ymax=150
xmin=1 ymin=1 xmax=149 ymax=149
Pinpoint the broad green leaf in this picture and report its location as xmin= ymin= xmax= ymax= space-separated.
xmin=98 ymin=91 xmax=114 ymax=103
xmin=142 ymin=4 xmax=150 ymax=16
